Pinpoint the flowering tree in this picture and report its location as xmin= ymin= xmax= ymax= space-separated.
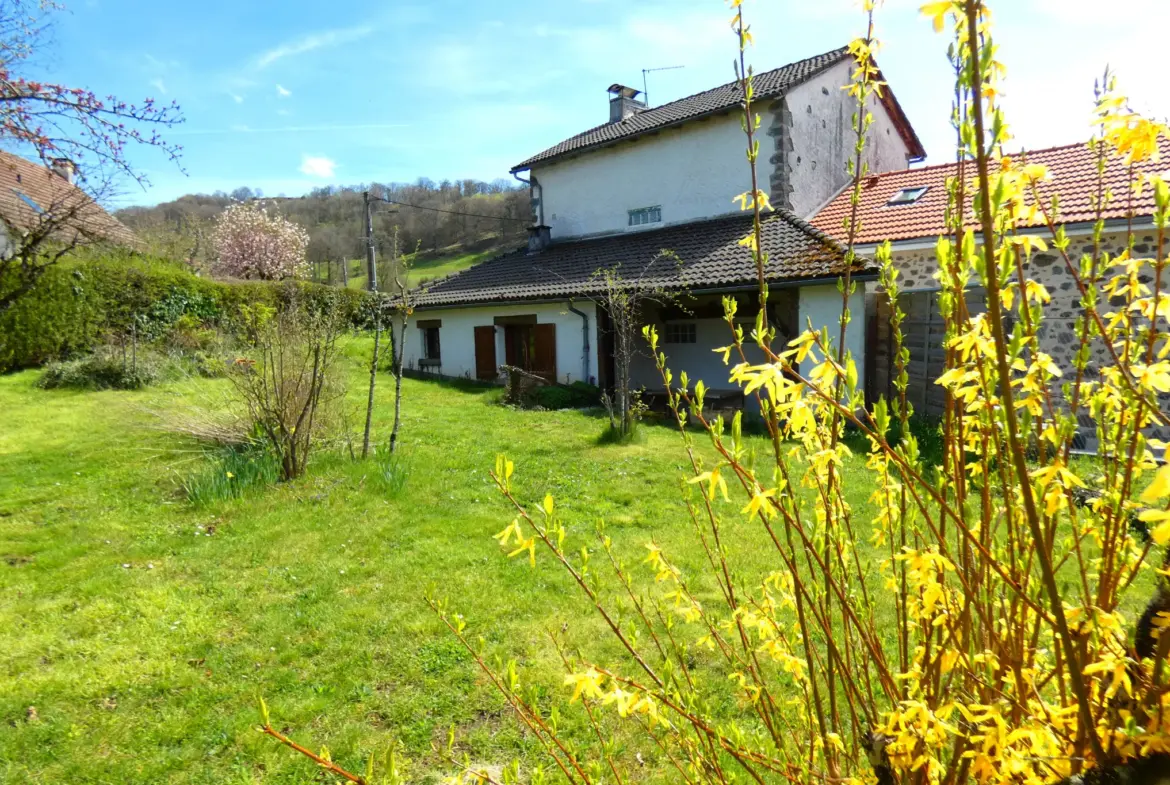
xmin=0 ymin=0 xmax=183 ymax=312
xmin=211 ymin=202 xmax=310 ymax=281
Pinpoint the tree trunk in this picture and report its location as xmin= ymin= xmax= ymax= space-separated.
xmin=388 ymin=311 xmax=406 ymax=454
xmin=361 ymin=317 xmax=381 ymax=459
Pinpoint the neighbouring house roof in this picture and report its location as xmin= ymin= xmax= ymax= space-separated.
xmin=512 ymin=47 xmax=926 ymax=172
xmin=410 ymin=211 xmax=868 ymax=309
xmin=0 ymin=151 xmax=138 ymax=249
xmin=810 ymin=138 xmax=1170 ymax=245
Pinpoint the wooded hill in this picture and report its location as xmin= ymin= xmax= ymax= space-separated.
xmin=116 ymin=178 xmax=531 ymax=288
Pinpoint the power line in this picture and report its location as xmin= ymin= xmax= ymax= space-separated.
xmin=370 ymin=195 xmax=529 ymax=223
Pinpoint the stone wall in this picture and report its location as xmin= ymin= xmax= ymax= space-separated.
xmin=873 ymin=229 xmax=1169 ymax=445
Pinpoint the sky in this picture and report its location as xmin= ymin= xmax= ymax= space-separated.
xmin=33 ymin=0 xmax=1170 ymax=207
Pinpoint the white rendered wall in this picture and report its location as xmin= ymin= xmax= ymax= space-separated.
xmin=531 ymin=112 xmax=752 ymax=241
xmin=403 ymin=301 xmax=599 ymax=386
xmin=796 ymin=284 xmax=867 ymax=385
xmin=785 ymin=59 xmax=914 ymax=219
xmin=628 ymin=316 xmax=742 ymax=393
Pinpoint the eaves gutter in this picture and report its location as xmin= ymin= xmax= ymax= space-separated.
xmin=411 ymin=270 xmax=879 ymax=312
xmin=849 ymin=215 xmax=1157 ymax=253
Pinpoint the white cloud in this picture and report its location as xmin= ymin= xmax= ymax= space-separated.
xmin=149 ymin=78 xmax=167 ymax=95
xmin=230 ymin=93 xmax=244 ymax=104
xmin=276 ymin=83 xmax=292 ymax=97
xmin=299 ymin=155 xmax=336 ymax=178
xmin=256 ymin=25 xmax=373 ymax=69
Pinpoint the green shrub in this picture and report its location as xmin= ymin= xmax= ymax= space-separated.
xmin=375 ymin=449 xmax=409 ymax=497
xmin=181 ymin=444 xmax=281 ymax=506
xmin=0 ymin=250 xmax=372 ymax=373
xmin=528 ymin=381 xmax=601 ymax=410
xmin=37 ymin=349 xmax=164 ymax=390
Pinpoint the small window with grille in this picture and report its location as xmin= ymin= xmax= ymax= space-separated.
xmin=664 ymin=322 xmax=697 ymax=344
xmin=628 ymin=205 xmax=662 ymax=227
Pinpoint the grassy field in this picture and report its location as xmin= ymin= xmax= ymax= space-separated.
xmin=318 ymin=246 xmax=509 ymax=292
xmin=0 ymin=347 xmax=874 ymax=784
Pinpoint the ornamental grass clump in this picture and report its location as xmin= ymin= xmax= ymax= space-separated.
xmin=262 ymin=1 xmax=1170 ymax=783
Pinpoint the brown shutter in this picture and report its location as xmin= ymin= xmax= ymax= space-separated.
xmin=474 ymin=326 xmax=497 ymax=381
xmin=533 ymin=323 xmax=557 ymax=382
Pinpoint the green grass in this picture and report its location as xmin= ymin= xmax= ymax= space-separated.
xmin=405 ymin=248 xmax=503 ymax=288
xmin=0 ymin=345 xmax=876 ymax=784
xmin=315 ymin=246 xmax=508 ymax=292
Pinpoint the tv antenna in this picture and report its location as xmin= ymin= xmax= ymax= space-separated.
xmin=641 ymin=65 xmax=685 ymax=107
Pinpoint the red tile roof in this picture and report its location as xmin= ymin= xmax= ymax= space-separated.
xmin=0 ymin=151 xmax=138 ymax=248
xmin=810 ymin=138 xmax=1170 ymax=245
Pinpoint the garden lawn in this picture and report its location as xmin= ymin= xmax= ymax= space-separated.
xmin=0 ymin=350 xmax=876 ymax=784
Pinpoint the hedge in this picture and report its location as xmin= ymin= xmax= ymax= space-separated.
xmin=0 ymin=250 xmax=373 ymax=372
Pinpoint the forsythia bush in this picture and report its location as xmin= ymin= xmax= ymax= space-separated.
xmin=211 ymin=201 xmax=310 ymax=281
xmin=260 ymin=1 xmax=1170 ymax=783
xmin=432 ymin=2 xmax=1170 ymax=785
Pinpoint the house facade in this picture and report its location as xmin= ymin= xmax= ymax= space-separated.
xmin=401 ymin=47 xmax=924 ymax=397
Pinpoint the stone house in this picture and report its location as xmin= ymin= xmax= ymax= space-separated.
xmin=810 ymin=139 xmax=1170 ymax=445
xmin=401 ymin=46 xmax=924 ymax=396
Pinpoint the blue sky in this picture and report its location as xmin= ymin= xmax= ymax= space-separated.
xmin=37 ymin=0 xmax=1170 ymax=207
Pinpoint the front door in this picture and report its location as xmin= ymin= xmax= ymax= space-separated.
xmin=502 ymin=323 xmax=556 ymax=382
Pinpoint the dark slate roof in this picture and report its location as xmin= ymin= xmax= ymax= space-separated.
xmin=410 ymin=211 xmax=869 ymax=308
xmin=513 ymin=46 xmax=909 ymax=172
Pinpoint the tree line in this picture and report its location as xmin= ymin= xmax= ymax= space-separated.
xmin=116 ymin=178 xmax=532 ymax=274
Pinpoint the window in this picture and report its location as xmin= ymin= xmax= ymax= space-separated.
xmin=422 ymin=326 xmax=441 ymax=361
xmin=886 ymin=186 xmax=929 ymax=206
xmin=664 ymin=322 xmax=697 ymax=344
xmin=628 ymin=205 xmax=662 ymax=227
xmin=12 ymin=189 xmax=43 ymax=214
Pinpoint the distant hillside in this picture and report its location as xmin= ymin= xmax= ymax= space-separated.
xmin=116 ymin=179 xmax=530 ymax=289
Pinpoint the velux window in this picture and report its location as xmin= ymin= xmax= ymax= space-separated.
xmin=12 ymin=189 xmax=42 ymax=214
xmin=886 ymin=186 xmax=929 ymax=206
xmin=664 ymin=323 xmax=697 ymax=344
xmin=628 ymin=205 xmax=662 ymax=227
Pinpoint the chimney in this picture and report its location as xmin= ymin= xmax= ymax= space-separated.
xmin=527 ymin=225 xmax=551 ymax=255
xmin=607 ymin=84 xmax=646 ymax=123
xmin=50 ymin=158 xmax=76 ymax=185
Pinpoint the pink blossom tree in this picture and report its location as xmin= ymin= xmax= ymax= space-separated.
xmin=210 ymin=202 xmax=310 ymax=281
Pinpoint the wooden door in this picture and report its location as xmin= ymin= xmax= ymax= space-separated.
xmin=532 ymin=323 xmax=557 ymax=382
xmin=474 ymin=326 xmax=497 ymax=380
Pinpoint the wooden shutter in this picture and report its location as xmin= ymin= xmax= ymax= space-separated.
xmin=474 ymin=326 xmax=497 ymax=381
xmin=533 ymin=323 xmax=557 ymax=382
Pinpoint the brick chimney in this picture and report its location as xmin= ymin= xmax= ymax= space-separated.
xmin=50 ymin=158 xmax=76 ymax=185
xmin=607 ymin=84 xmax=646 ymax=123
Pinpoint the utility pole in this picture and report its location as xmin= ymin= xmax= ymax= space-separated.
xmin=364 ymin=190 xmax=377 ymax=293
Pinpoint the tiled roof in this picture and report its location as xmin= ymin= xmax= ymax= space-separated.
xmin=514 ymin=46 xmax=928 ymax=171
xmin=0 ymin=151 xmax=137 ymax=248
xmin=410 ymin=211 xmax=867 ymax=308
xmin=810 ymin=138 xmax=1170 ymax=245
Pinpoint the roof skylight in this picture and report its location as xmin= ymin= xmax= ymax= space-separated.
xmin=12 ymin=188 xmax=43 ymax=214
xmin=886 ymin=186 xmax=929 ymax=206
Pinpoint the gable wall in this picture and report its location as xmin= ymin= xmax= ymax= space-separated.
xmin=775 ymin=59 xmax=914 ymax=219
